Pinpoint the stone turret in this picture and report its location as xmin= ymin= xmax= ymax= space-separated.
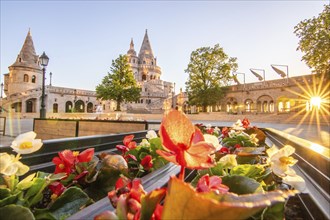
xmin=5 ymin=29 xmax=42 ymax=96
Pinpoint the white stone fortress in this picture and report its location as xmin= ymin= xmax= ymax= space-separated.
xmin=125 ymin=30 xmax=174 ymax=113
xmin=0 ymin=30 xmax=174 ymax=118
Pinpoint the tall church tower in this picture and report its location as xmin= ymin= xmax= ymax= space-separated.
xmin=126 ymin=29 xmax=162 ymax=83
xmin=125 ymin=30 xmax=174 ymax=113
xmin=4 ymin=29 xmax=42 ymax=96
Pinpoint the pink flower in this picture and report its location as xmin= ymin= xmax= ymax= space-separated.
xmin=196 ymin=174 xmax=229 ymax=194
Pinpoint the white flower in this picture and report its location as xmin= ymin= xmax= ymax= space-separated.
xmin=266 ymin=145 xmax=298 ymax=177
xmin=232 ymin=119 xmax=245 ymax=131
xmin=282 ymin=174 xmax=307 ymax=193
xmin=140 ymin=139 xmax=150 ymax=147
xmin=205 ymin=124 xmax=212 ymax=129
xmin=0 ymin=153 xmax=29 ymax=176
xmin=219 ymin=154 xmax=237 ymax=169
xmin=10 ymin=131 xmax=43 ymax=154
xmin=146 ymin=130 xmax=158 ymax=140
xmin=203 ymin=134 xmax=221 ymax=151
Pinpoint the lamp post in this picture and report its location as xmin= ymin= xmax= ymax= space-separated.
xmin=250 ymin=68 xmax=265 ymax=82
xmin=49 ymin=72 xmax=52 ymax=86
xmin=0 ymin=83 xmax=3 ymax=98
xmin=39 ymin=52 xmax=49 ymax=118
xmin=233 ymin=72 xmax=246 ymax=91
xmin=271 ymin=64 xmax=289 ymax=84
xmin=0 ymin=82 xmax=3 ymax=114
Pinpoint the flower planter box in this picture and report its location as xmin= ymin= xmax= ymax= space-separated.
xmin=1 ymin=114 xmax=328 ymax=220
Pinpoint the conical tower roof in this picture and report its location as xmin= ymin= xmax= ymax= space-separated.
xmin=10 ymin=29 xmax=40 ymax=70
xmin=127 ymin=38 xmax=137 ymax=56
xmin=138 ymin=29 xmax=154 ymax=58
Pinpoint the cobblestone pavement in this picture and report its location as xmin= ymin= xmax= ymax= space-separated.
xmin=0 ymin=118 xmax=329 ymax=148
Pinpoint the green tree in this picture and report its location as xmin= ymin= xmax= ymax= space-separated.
xmin=294 ymin=5 xmax=330 ymax=76
xmin=96 ymin=55 xmax=140 ymax=111
xmin=185 ymin=44 xmax=238 ymax=112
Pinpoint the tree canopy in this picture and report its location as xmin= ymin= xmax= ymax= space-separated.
xmin=96 ymin=55 xmax=140 ymax=111
xmin=185 ymin=44 xmax=238 ymax=112
xmin=294 ymin=4 xmax=330 ymax=76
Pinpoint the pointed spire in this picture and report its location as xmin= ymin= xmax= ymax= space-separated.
xmin=10 ymin=29 xmax=40 ymax=69
xmin=139 ymin=29 xmax=154 ymax=58
xmin=127 ymin=38 xmax=136 ymax=56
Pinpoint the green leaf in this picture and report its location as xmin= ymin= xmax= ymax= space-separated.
xmin=35 ymin=187 xmax=91 ymax=220
xmin=149 ymin=138 xmax=162 ymax=152
xmin=222 ymin=175 xmax=264 ymax=194
xmin=47 ymin=173 xmax=67 ymax=182
xmin=230 ymin=164 xmax=265 ymax=181
xmin=0 ymin=204 xmax=35 ymax=220
xmin=0 ymin=191 xmax=19 ymax=207
xmin=0 ymin=188 xmax=11 ymax=199
xmin=16 ymin=173 xmax=36 ymax=191
xmin=24 ymin=178 xmax=46 ymax=201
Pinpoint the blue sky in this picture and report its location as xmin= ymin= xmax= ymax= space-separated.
xmin=0 ymin=1 xmax=327 ymax=93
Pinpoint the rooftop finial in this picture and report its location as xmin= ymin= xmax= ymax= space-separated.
xmin=28 ymin=28 xmax=31 ymax=35
xmin=146 ymin=29 xmax=148 ymax=34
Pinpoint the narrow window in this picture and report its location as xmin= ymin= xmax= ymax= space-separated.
xmin=23 ymin=74 xmax=29 ymax=82
xmin=32 ymin=75 xmax=36 ymax=83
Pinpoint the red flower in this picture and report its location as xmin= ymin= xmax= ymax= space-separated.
xmin=52 ymin=148 xmax=95 ymax=175
xmin=207 ymin=128 xmax=214 ymax=134
xmin=196 ymin=174 xmax=229 ymax=194
xmin=234 ymin=144 xmax=242 ymax=149
xmin=116 ymin=135 xmax=137 ymax=154
xmin=77 ymin=148 xmax=94 ymax=163
xmin=49 ymin=181 xmax=66 ymax=196
xmin=124 ymin=135 xmax=137 ymax=150
xmin=219 ymin=147 xmax=230 ymax=154
xmin=242 ymin=118 xmax=250 ymax=128
xmin=221 ymin=127 xmax=229 ymax=138
xmin=157 ymin=110 xmax=215 ymax=171
xmin=140 ymin=155 xmax=153 ymax=171
xmin=52 ymin=151 xmax=74 ymax=175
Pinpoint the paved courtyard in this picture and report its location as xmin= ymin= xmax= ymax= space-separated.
xmin=0 ymin=117 xmax=328 ymax=148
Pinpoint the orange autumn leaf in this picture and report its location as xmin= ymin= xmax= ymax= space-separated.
xmin=162 ymin=176 xmax=296 ymax=220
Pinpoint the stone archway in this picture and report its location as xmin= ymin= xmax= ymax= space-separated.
xmin=244 ymin=99 xmax=254 ymax=113
xmin=225 ymin=97 xmax=238 ymax=113
xmin=257 ymin=95 xmax=274 ymax=113
xmin=65 ymin=101 xmax=73 ymax=113
xmin=26 ymin=98 xmax=37 ymax=113
xmin=87 ymin=102 xmax=93 ymax=113
xmin=74 ymin=100 xmax=85 ymax=113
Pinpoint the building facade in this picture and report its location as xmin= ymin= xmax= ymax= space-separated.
xmin=176 ymin=74 xmax=328 ymax=115
xmin=1 ymin=30 xmax=174 ymax=117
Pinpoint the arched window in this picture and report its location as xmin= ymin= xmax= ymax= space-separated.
xmin=74 ymin=100 xmax=85 ymax=113
xmin=24 ymin=74 xmax=29 ymax=82
xmin=32 ymin=75 xmax=36 ymax=83
xmin=142 ymin=74 xmax=147 ymax=81
xmin=87 ymin=102 xmax=93 ymax=113
xmin=53 ymin=103 xmax=58 ymax=113
xmin=65 ymin=101 xmax=73 ymax=113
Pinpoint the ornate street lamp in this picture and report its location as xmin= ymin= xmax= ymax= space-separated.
xmin=39 ymin=52 xmax=49 ymax=118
